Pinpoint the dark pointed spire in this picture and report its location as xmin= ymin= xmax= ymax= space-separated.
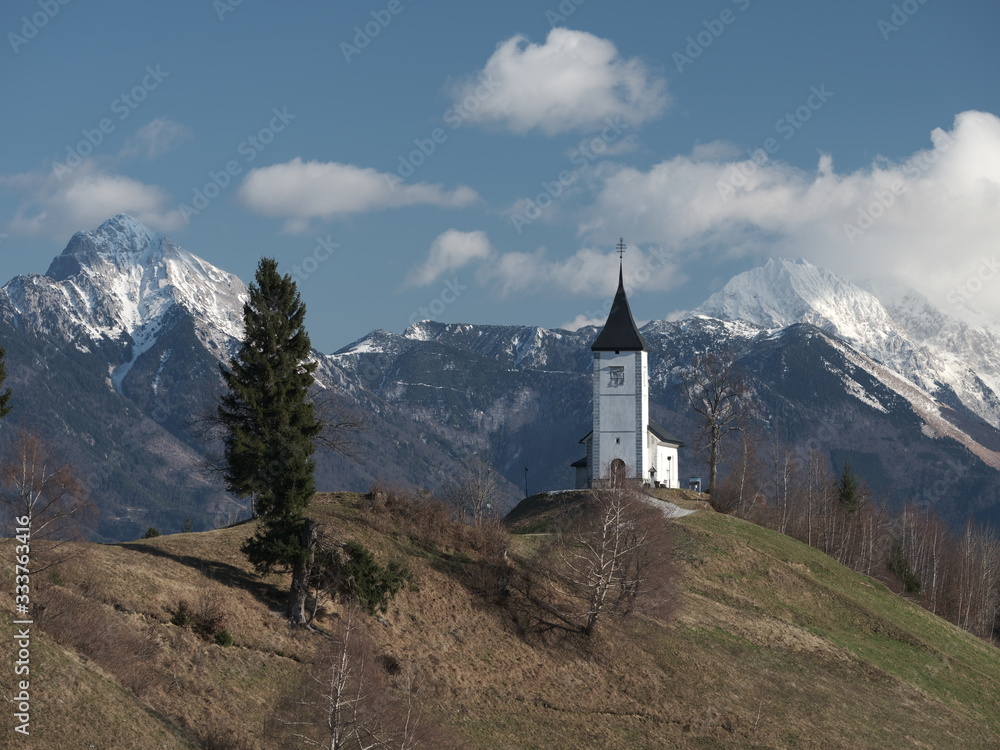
xmin=591 ymin=240 xmax=648 ymax=352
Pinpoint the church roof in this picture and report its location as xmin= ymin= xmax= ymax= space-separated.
xmin=649 ymin=420 xmax=685 ymax=447
xmin=577 ymin=423 xmax=684 ymax=447
xmin=591 ymin=265 xmax=649 ymax=352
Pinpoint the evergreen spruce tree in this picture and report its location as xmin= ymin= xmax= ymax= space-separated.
xmin=219 ymin=258 xmax=321 ymax=623
xmin=0 ymin=346 xmax=13 ymax=420
xmin=837 ymin=460 xmax=859 ymax=515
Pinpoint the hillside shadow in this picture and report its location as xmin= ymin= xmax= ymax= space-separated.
xmin=119 ymin=542 xmax=286 ymax=610
xmin=428 ymin=549 xmax=586 ymax=647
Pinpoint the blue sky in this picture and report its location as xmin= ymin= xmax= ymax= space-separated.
xmin=3 ymin=0 xmax=999 ymax=352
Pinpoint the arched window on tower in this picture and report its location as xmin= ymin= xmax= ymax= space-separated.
xmin=609 ymin=458 xmax=627 ymax=486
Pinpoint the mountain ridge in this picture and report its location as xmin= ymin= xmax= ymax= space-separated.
xmin=694 ymin=257 xmax=1000 ymax=428
xmin=3 ymin=216 xmax=1000 ymax=536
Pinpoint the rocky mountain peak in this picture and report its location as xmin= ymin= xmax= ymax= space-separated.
xmin=694 ymin=257 xmax=1000 ymax=428
xmin=694 ymin=257 xmax=895 ymax=335
xmin=46 ymin=214 xmax=166 ymax=280
xmin=4 ymin=216 xmax=247 ymax=377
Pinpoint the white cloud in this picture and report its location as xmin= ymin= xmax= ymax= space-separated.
xmin=477 ymin=244 xmax=683 ymax=298
xmin=120 ymin=118 xmax=193 ymax=160
xmin=559 ymin=313 xmax=605 ymax=331
xmin=1 ymin=161 xmax=186 ymax=239
xmin=580 ymin=110 xmax=1000 ymax=318
xmin=453 ymin=28 xmax=667 ymax=135
xmin=238 ymin=158 xmax=479 ymax=232
xmin=407 ymin=229 xmax=493 ymax=286
xmin=403 ymin=227 xmax=682 ymax=304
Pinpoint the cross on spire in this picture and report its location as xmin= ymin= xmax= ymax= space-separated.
xmin=616 ymin=237 xmax=626 ymax=260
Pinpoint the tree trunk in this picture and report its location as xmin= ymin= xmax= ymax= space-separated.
xmin=287 ymin=518 xmax=317 ymax=624
xmin=708 ymin=425 xmax=721 ymax=495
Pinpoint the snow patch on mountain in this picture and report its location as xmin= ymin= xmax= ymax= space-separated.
xmin=825 ymin=335 xmax=1000 ymax=470
xmin=151 ymin=349 xmax=172 ymax=395
xmin=694 ymin=258 xmax=1000 ymax=428
xmin=822 ymin=358 xmax=889 ymax=414
xmin=2 ymin=215 xmax=248 ymax=390
xmin=333 ymin=329 xmax=407 ymax=358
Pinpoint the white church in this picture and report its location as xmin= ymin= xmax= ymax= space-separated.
xmin=573 ymin=242 xmax=684 ymax=489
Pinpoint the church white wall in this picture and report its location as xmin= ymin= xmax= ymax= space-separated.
xmin=649 ymin=442 xmax=680 ymax=489
xmin=638 ymin=352 xmax=649 ymax=477
xmin=592 ymin=351 xmax=648 ymax=480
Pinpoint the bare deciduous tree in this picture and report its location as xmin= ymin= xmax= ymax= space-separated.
xmin=0 ymin=429 xmax=95 ymax=568
xmin=273 ymin=605 xmax=453 ymax=749
xmin=680 ymin=351 xmax=753 ymax=496
xmin=712 ymin=429 xmax=767 ymax=517
xmin=440 ymin=455 xmax=498 ymax=527
xmin=311 ymin=388 xmax=366 ymax=460
xmin=545 ymin=470 xmax=673 ymax=636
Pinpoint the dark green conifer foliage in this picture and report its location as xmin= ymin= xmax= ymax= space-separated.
xmin=837 ymin=460 xmax=859 ymax=515
xmin=218 ymin=258 xmax=321 ymax=619
xmin=342 ymin=541 xmax=413 ymax=616
xmin=0 ymin=346 xmax=13 ymax=420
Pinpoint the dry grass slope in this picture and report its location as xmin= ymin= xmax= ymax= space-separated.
xmin=0 ymin=489 xmax=998 ymax=749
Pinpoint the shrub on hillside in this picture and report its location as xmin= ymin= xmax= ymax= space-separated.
xmin=360 ymin=482 xmax=513 ymax=606
xmin=362 ymin=482 xmax=512 ymax=557
xmin=308 ymin=532 xmax=415 ymax=618
xmin=889 ymin=539 xmax=922 ymax=595
xmin=171 ymin=591 xmax=228 ymax=641
xmin=171 ymin=600 xmax=194 ymax=627
xmin=192 ymin=590 xmax=227 ymax=638
xmin=362 ymin=482 xmax=458 ymax=549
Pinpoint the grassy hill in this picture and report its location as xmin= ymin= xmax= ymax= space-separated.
xmin=3 ymin=489 xmax=1000 ymax=748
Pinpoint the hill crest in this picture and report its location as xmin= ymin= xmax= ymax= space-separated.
xmin=3 ymin=490 xmax=1000 ymax=749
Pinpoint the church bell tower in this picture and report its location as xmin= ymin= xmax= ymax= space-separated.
xmin=588 ymin=239 xmax=650 ymax=483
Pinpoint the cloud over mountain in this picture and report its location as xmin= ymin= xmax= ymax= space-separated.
xmin=580 ymin=110 xmax=1000 ymax=318
xmin=1 ymin=162 xmax=187 ymax=240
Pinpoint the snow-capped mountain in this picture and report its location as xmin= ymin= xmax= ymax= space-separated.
xmin=3 ymin=214 xmax=247 ymax=389
xmin=694 ymin=258 xmax=1000 ymax=428
xmin=3 ymin=217 xmax=1000 ymax=539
